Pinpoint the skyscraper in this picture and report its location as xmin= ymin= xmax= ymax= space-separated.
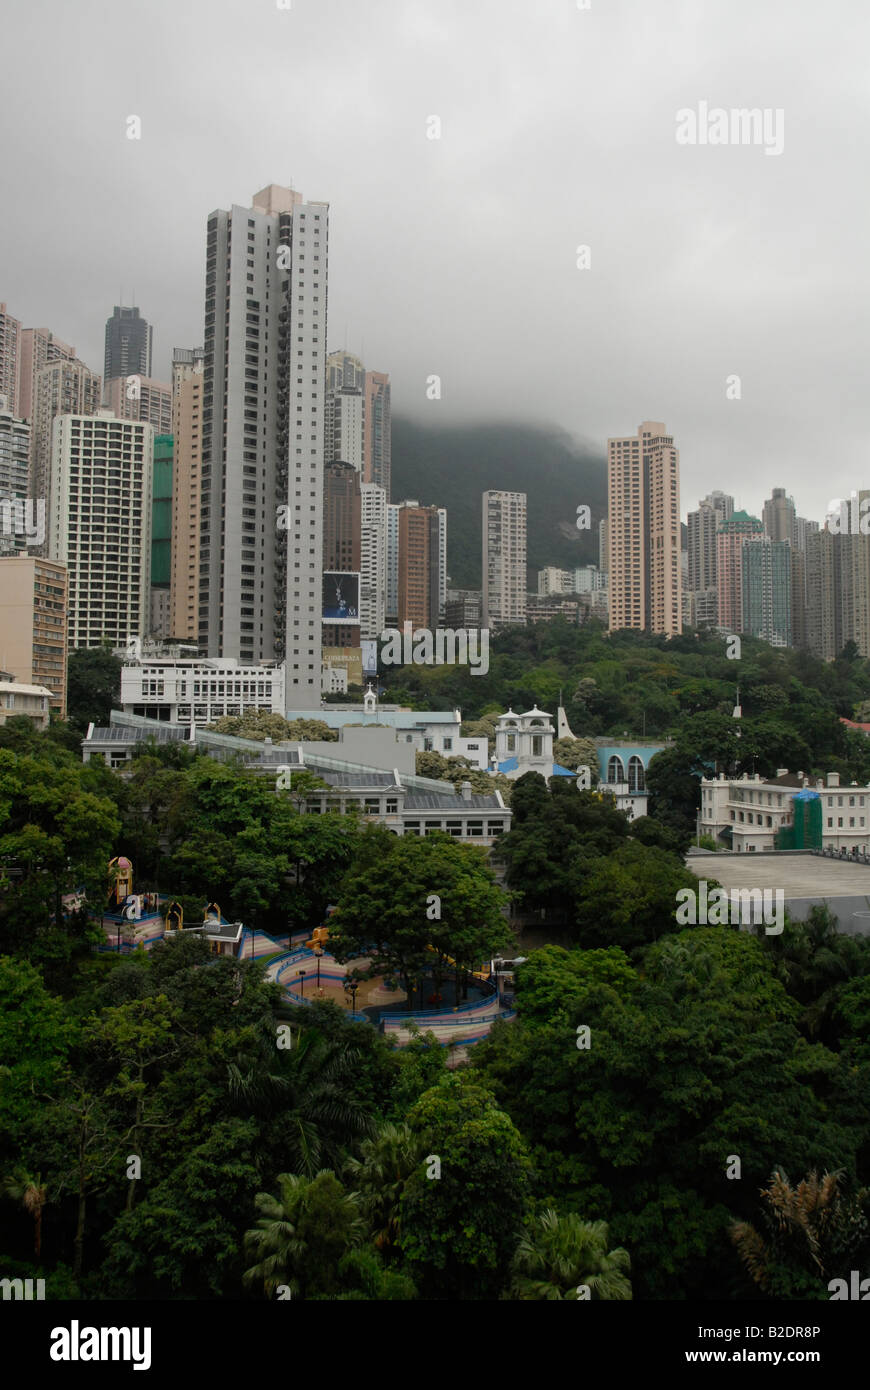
xmin=360 ymin=482 xmax=387 ymax=639
xmin=687 ymin=491 xmax=734 ymax=592
xmin=715 ymin=510 xmax=764 ymax=631
xmin=397 ymin=500 xmax=445 ymax=631
xmin=324 ymin=352 xmax=391 ymax=497
xmin=482 ymin=490 xmax=526 ymax=629
xmin=807 ymin=529 xmax=839 ymax=660
xmin=794 ymin=515 xmax=819 ymax=553
xmin=805 ymin=503 xmax=870 ymax=662
xmin=104 ymin=306 xmax=153 ymax=381
xmin=198 ymin=184 xmax=329 ymax=708
xmin=0 ymin=397 xmax=30 ymax=501
xmin=364 ymin=370 xmax=391 ymax=496
xmin=150 ymin=435 xmax=173 ymax=638
xmin=0 ymin=396 xmax=31 ymax=557
xmin=31 ymin=359 xmax=102 ymax=550
xmin=762 ymin=486 xmax=796 ymax=545
xmin=0 ymin=554 xmax=68 ymax=716
xmin=102 ymin=375 xmax=172 ymax=434
xmin=323 ymin=459 xmax=361 ymax=647
xmin=838 ymin=502 xmax=870 ymax=658
xmin=386 ymin=503 xmax=399 ymax=627
xmin=169 ymin=347 xmax=204 ymax=643
xmin=598 ymin=517 xmax=609 ymax=581
xmin=0 ymin=304 xmax=22 ymax=417
xmin=48 ymin=411 xmax=152 ymax=650
xmin=742 ymin=538 xmax=792 ymax=647
xmin=607 ymin=421 xmax=681 ymax=635
xmin=17 ymin=327 xmax=77 ymax=423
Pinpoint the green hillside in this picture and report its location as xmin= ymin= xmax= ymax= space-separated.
xmin=391 ymin=417 xmax=607 ymax=589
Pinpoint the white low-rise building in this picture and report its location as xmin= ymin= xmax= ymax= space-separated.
xmin=0 ymin=678 xmax=53 ymax=729
xmin=120 ymin=655 xmax=285 ymax=725
xmin=701 ymin=769 xmax=870 ymax=854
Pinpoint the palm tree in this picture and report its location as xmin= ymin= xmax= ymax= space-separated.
xmin=225 ymin=1027 xmax=376 ymax=1177
xmin=243 ymin=1170 xmax=366 ymax=1299
xmin=2 ymin=1169 xmax=48 ymax=1258
xmin=731 ymin=1168 xmax=867 ymax=1295
xmin=343 ymin=1122 xmax=423 ymax=1257
xmin=510 ymin=1209 xmax=632 ymax=1300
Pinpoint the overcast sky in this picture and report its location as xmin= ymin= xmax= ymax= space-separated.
xmin=4 ymin=0 xmax=867 ymax=524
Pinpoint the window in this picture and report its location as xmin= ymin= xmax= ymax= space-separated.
xmin=628 ymin=755 xmax=645 ymax=793
xmin=607 ymin=755 xmax=625 ymax=784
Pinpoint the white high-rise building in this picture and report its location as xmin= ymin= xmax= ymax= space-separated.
xmin=385 ymin=502 xmax=399 ymax=626
xmin=325 ymin=352 xmax=391 ymax=497
xmin=325 ymin=352 xmax=364 ymax=473
xmin=49 ymin=410 xmax=152 ymax=650
xmin=360 ymin=483 xmax=387 ymax=639
xmin=0 ymin=396 xmax=31 ymax=557
xmin=199 ymin=184 xmax=328 ymax=709
xmin=0 ymin=396 xmax=30 ymax=498
xmin=482 ymin=490 xmax=527 ymax=628
xmin=687 ymin=491 xmax=734 ymax=593
xmin=31 ymin=358 xmax=102 ymax=552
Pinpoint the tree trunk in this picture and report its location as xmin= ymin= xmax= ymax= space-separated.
xmin=74 ymin=1186 xmax=86 ymax=1280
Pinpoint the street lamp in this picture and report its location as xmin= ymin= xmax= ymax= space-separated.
xmin=314 ymin=944 xmax=323 ymax=990
xmin=345 ymin=979 xmax=359 ymax=1014
xmin=298 ymin=968 xmax=306 ymax=999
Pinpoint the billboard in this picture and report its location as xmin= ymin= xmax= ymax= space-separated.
xmin=322 ymin=571 xmax=360 ymax=624
xmin=322 ymin=646 xmax=363 ymax=688
xmin=361 ymin=638 xmax=378 ymax=675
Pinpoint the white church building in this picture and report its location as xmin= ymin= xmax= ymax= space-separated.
xmin=490 ymin=707 xmax=574 ymax=781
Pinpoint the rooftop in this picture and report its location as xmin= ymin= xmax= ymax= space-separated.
xmin=686 ymin=851 xmax=870 ymax=935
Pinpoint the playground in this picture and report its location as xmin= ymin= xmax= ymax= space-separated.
xmin=89 ymin=857 xmax=515 ymax=1048
xmin=274 ymin=953 xmax=491 ymax=1023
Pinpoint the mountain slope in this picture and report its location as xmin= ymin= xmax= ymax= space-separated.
xmin=391 ymin=417 xmax=607 ymax=590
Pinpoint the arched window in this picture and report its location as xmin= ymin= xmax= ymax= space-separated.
xmin=607 ymin=755 xmax=625 ymax=784
xmin=628 ymin=756 xmax=645 ymax=793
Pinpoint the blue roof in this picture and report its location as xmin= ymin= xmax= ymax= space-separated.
xmin=792 ymin=788 xmax=820 ymax=800
xmin=552 ymin=763 xmax=575 ymax=777
xmin=495 ymin=756 xmax=519 ymax=773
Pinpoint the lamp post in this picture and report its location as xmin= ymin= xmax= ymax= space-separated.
xmin=299 ymin=968 xmax=306 ymax=999
xmin=346 ymin=979 xmax=359 ymax=1014
xmin=314 ymin=944 xmax=323 ymax=990
xmin=492 ymin=956 xmax=503 ymax=1001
